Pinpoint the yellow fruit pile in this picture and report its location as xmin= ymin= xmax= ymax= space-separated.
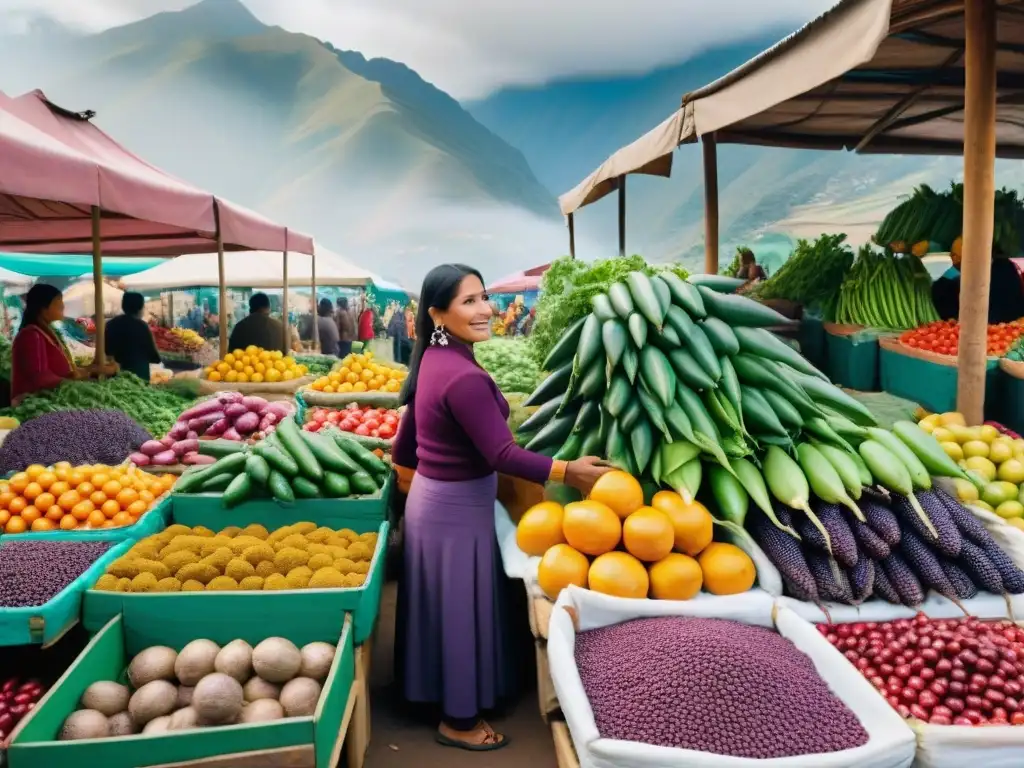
xmin=309 ymin=351 xmax=405 ymax=394
xmin=0 ymin=463 xmax=173 ymax=534
xmin=920 ymin=411 xmax=1024 ymax=525
xmin=204 ymin=346 xmax=308 ymax=384
xmin=92 ymin=522 xmax=377 ymax=592
xmin=169 ymin=327 xmax=205 ymax=351
xmin=517 ymin=470 xmax=756 ymax=601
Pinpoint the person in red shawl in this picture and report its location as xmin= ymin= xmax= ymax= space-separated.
xmin=11 ymin=285 xmax=87 ymax=404
xmin=357 ymin=297 xmax=375 ymax=343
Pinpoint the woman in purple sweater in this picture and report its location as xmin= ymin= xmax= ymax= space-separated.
xmin=392 ymin=264 xmax=610 ymax=751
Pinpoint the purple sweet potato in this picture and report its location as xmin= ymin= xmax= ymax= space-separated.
xmin=139 ymin=440 xmax=166 ymax=457
xmin=234 ymin=412 xmax=260 ymax=434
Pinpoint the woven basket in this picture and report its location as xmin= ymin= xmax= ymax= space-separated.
xmin=300 ymin=390 xmax=400 ymax=408
xmin=197 ymin=375 xmax=313 ymax=397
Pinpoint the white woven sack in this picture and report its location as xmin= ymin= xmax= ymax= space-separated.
xmin=778 ymin=591 xmax=1014 ymax=625
xmin=548 ymin=586 xmax=914 ymax=768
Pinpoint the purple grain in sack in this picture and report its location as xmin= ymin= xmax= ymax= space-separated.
xmin=574 ymin=616 xmax=868 ymax=759
xmin=0 ymin=540 xmax=114 ymax=607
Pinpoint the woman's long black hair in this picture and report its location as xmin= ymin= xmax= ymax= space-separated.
xmin=19 ymin=284 xmax=62 ymax=333
xmin=400 ymin=264 xmax=484 ymax=405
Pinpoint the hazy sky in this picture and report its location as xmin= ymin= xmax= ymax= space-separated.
xmin=3 ymin=0 xmax=834 ymax=98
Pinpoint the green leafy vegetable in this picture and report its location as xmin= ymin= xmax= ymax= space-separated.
xmin=474 ymin=338 xmax=542 ymax=394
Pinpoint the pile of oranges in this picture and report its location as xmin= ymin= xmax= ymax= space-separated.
xmin=0 ymin=463 xmax=175 ymax=534
xmin=308 ymin=351 xmax=405 ymax=394
xmin=204 ymin=346 xmax=308 ymax=384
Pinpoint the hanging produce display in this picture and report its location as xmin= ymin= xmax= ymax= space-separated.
xmin=751 ymin=233 xmax=854 ymax=317
xmin=833 ymin=246 xmax=940 ymax=329
xmin=899 ymin=320 xmax=1024 ymax=358
xmin=91 ymin=522 xmax=376 ymax=592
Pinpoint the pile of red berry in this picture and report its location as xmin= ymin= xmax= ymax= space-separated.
xmin=818 ymin=613 xmax=1024 ymax=726
xmin=302 ymin=404 xmax=400 ymax=440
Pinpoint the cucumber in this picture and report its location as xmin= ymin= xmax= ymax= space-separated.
xmin=245 ymin=454 xmax=271 ymax=487
xmin=591 ymin=293 xmax=617 ymax=322
xmin=661 ymin=271 xmax=706 ymax=317
xmin=682 ymin=324 xmax=722 ymax=383
xmin=524 ymin=363 xmax=572 ymax=407
xmin=578 ymin=361 xmax=606 ymax=399
xmin=814 ymin=442 xmax=864 ymax=501
xmin=639 ymin=346 xmax=676 ymax=408
xmin=300 ymin=430 xmax=361 ymax=474
xmin=291 ymin=476 xmax=322 ymax=499
xmin=687 ymin=274 xmax=745 ymax=293
xmin=708 ymin=464 xmax=747 ymax=526
xmin=700 ymin=317 xmax=740 ymax=356
xmin=554 ymin=432 xmax=584 ymax=461
xmin=621 ymin=346 xmax=639 ymax=384
xmin=351 ymin=471 xmax=379 ymax=495
xmin=174 ymin=466 xmax=216 ymax=494
xmin=657 ymin=324 xmax=681 ymax=347
xmin=760 ymin=388 xmax=804 ymax=430
xmin=603 ymin=374 xmax=632 ymax=418
xmin=519 ymin=397 xmax=562 ymax=434
xmin=619 ymin=398 xmax=643 ymax=433
xmin=223 ymin=473 xmax=252 ymax=508
xmin=732 ymin=326 xmax=827 ymax=381
xmin=334 ymin=434 xmax=390 ymax=474
xmin=323 ymin=471 xmax=352 ymax=498
xmin=649 ymin=275 xmax=672 ymax=318
xmin=697 ymin=284 xmax=794 ymax=326
xmin=199 ymin=472 xmax=237 ymax=493
xmin=524 ymin=408 xmax=578 ymax=453
xmin=665 ymin=304 xmax=695 ymax=338
xmin=796 ymin=442 xmax=864 ymax=520
xmin=865 ymin=427 xmax=932 ymax=491
xmin=627 ymin=313 xmax=648 ymax=348
xmin=572 ymin=399 xmax=602 ymax=435
xmin=575 ymin=314 xmax=604 ymax=372
xmin=578 ymin=427 xmax=603 ymax=458
xmin=731 ymin=457 xmax=799 ymax=538
xmin=198 ymin=439 xmax=247 ymax=458
xmin=253 ymin=442 xmax=300 ymax=476
xmin=602 ymin=319 xmax=629 ymax=369
xmin=739 ymin=386 xmax=789 ymax=438
xmin=608 ymin=282 xmax=634 ymax=319
xmin=626 ymin=271 xmax=664 ymax=329
xmin=542 ymin=315 xmax=588 ymax=370
xmin=275 ymin=416 xmax=323 ymax=482
xmin=637 ymin=386 xmax=672 ymax=441
xmin=668 ymin=348 xmax=716 ymax=391
xmin=268 ymin=470 xmax=295 ymax=502
xmin=630 ymin=417 xmax=654 ymax=473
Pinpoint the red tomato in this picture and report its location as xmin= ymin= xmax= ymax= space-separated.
xmin=313 ymin=411 xmax=327 ymax=424
xmin=379 ymin=423 xmax=395 ymax=439
xmin=354 ymin=424 xmax=371 ymax=436
xmin=364 ymin=418 xmax=381 ymax=431
xmin=327 ymin=411 xmax=340 ymax=423
xmin=346 ymin=402 xmax=360 ymax=411
xmin=307 ymin=422 xmax=322 ymax=432
xmin=383 ymin=414 xmax=399 ymax=426
xmin=339 ymin=419 xmax=357 ymax=432
xmin=371 ymin=429 xmax=380 ymax=437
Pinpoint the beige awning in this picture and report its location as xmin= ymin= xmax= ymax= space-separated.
xmin=560 ymin=0 xmax=1024 ymax=214
xmin=558 ymin=109 xmax=689 ymax=215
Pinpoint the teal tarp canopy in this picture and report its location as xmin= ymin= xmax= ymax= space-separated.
xmin=0 ymin=253 xmax=167 ymax=277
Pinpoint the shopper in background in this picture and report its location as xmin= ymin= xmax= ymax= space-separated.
xmin=105 ymin=292 xmax=161 ymax=383
xmin=931 ymin=239 xmax=1024 ymax=323
xmin=227 ymin=293 xmax=289 ymax=354
xmin=357 ymin=298 xmax=375 ymax=344
xmin=335 ymin=296 xmax=356 ymax=358
xmin=391 ymin=263 xmax=611 ymax=751
xmin=387 ymin=304 xmax=408 ymax=365
xmin=315 ymin=298 xmax=340 ymax=356
xmin=736 ymin=248 xmax=766 ymax=295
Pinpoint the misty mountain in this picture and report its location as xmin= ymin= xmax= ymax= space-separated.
xmin=0 ymin=0 xmax=563 ymax=286
xmin=468 ymin=37 xmax=1016 ymax=268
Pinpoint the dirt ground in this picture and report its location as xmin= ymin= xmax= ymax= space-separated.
xmin=356 ymin=582 xmax=559 ymax=768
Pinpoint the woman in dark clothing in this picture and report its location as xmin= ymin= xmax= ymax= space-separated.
xmin=315 ymin=298 xmax=340 ymax=355
xmin=736 ymin=248 xmax=766 ymax=295
xmin=335 ymin=297 xmax=356 ymax=358
xmin=931 ymin=244 xmax=1024 ymax=323
xmin=105 ymin=292 xmax=160 ymax=383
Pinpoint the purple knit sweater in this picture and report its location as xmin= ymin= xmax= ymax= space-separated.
xmin=392 ymin=340 xmax=552 ymax=485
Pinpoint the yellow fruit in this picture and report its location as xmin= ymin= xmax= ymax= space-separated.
xmin=931 ymin=427 xmax=956 ymax=444
xmin=648 ymin=553 xmax=702 ymax=600
xmin=939 ymin=412 xmax=968 ymax=427
xmin=997 ymin=458 xmax=1024 ymax=485
xmin=698 ymin=542 xmax=756 ymax=596
xmin=588 ymin=471 xmax=644 ymax=519
xmin=990 ymin=439 xmax=1015 ymax=465
xmin=954 ymin=479 xmax=980 ymax=503
xmin=995 ymin=500 xmax=1024 ymax=520
xmin=537 ymin=544 xmax=589 ymax=599
xmin=941 ymin=442 xmax=965 ymax=462
xmin=561 ymin=500 xmax=621 ymax=556
xmin=622 ymin=507 xmax=675 ymax=563
xmin=965 ymin=456 xmax=998 ymax=482
xmin=588 ymin=552 xmax=649 ymax=599
xmin=963 ymin=441 xmax=991 ymax=459
xmin=515 ymin=502 xmax=566 ymax=556
xmin=1008 ymin=518 xmax=1024 ymax=532
xmin=979 ymin=424 xmax=1001 ymax=443
xmin=918 ymin=414 xmax=941 ymax=433
xmin=982 ymin=481 xmax=1020 ymax=508
xmin=946 ymin=424 xmax=972 ymax=443
xmin=650 ymin=491 xmax=714 ymax=556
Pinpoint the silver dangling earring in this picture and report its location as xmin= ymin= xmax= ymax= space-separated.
xmin=430 ymin=324 xmax=448 ymax=347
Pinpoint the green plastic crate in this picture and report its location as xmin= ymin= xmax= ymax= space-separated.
xmin=798 ymin=312 xmax=827 ymax=371
xmin=8 ymin=607 xmax=354 ymax=768
xmin=825 ymin=329 xmax=881 ymax=391
xmin=880 ymin=346 xmax=1001 ymax=415
xmin=2 ymin=495 xmax=173 ymax=544
xmin=0 ymin=538 xmax=134 ymax=647
xmin=997 ymin=367 xmax=1024 ymax=436
xmin=82 ymin=520 xmax=388 ymax=645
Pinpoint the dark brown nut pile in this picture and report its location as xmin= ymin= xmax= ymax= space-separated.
xmin=574 ymin=616 xmax=869 ymax=758
xmin=0 ymin=541 xmax=114 ymax=607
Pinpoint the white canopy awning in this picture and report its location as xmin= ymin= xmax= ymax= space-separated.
xmin=0 ymin=266 xmax=31 ymax=293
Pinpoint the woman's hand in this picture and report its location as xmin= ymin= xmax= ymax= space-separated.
xmin=564 ymin=456 xmax=615 ymax=495
xmin=70 ymin=367 xmax=89 ymax=380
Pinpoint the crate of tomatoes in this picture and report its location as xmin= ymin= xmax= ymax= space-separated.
xmin=301 ymin=404 xmax=400 ymax=451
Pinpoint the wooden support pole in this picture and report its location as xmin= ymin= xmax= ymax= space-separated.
xmin=617 ymin=177 xmax=626 ymax=258
xmin=957 ymin=0 xmax=997 ymax=424
xmin=702 ymin=134 xmax=720 ymax=275
xmin=214 ymin=202 xmax=228 ymax=358
xmin=282 ymin=249 xmax=290 ymax=353
xmin=311 ymin=251 xmax=318 ymax=353
xmin=91 ymin=206 xmax=105 ymax=367
xmin=567 ymin=213 xmax=576 ymax=259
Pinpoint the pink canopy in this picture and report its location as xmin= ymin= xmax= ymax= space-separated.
xmin=487 ymin=263 xmax=550 ymax=294
xmin=0 ymin=90 xmax=313 ymax=256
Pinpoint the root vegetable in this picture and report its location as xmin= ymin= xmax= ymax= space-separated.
xmin=140 ymin=440 xmax=166 ymax=456
xmin=130 ymin=452 xmax=151 ymax=465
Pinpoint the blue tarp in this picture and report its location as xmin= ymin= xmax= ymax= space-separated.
xmin=0 ymin=253 xmax=167 ymax=277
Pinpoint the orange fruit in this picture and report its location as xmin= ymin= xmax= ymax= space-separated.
xmin=91 ymin=472 xmax=110 ymax=489
xmin=7 ymin=497 xmax=27 ymax=516
xmin=648 ymin=553 xmax=703 ymax=600
xmin=45 ymin=505 xmax=64 ymax=521
xmin=21 ymin=482 xmax=42 ymax=501
xmin=4 ymin=516 xmax=27 ymax=534
xmin=67 ymin=470 xmax=86 ymax=486
xmin=77 ymin=482 xmax=95 ymax=497
xmin=588 ymin=552 xmax=650 ymax=599
xmin=101 ymin=520 xmax=116 ymax=528
xmin=101 ymin=480 xmax=122 ymax=498
xmin=588 ymin=471 xmax=644 ymax=519
xmin=561 ymin=500 xmax=621 ymax=556
xmin=622 ymin=507 xmax=675 ymax=562
xmin=116 ymin=488 xmax=139 ymax=508
xmin=127 ymin=500 xmax=148 ymax=517
xmin=58 ymin=491 xmax=81 ymax=511
xmin=101 ymin=500 xmax=121 ymax=519
xmin=698 ymin=542 xmax=756 ymax=596
xmin=8 ymin=474 xmax=28 ymax=495
xmin=48 ymin=481 xmax=70 ymax=498
xmin=516 ymin=501 xmax=566 ymax=556
xmin=59 ymin=514 xmax=77 ymax=530
xmin=537 ymin=544 xmax=590 ymax=599
xmin=0 ymin=492 xmax=15 ymax=511
xmin=86 ymin=510 xmax=107 ymax=528
xmin=54 ymin=461 xmax=71 ymax=472
xmin=111 ymin=511 xmax=134 ymax=527
xmin=36 ymin=471 xmax=57 ymax=489
xmin=34 ymin=492 xmax=55 ymax=511
xmin=139 ymin=490 xmax=155 ymax=505
xmin=651 ymin=491 xmax=714 ymax=556
xmin=30 ymin=518 xmax=55 ymax=532
xmin=25 ymin=464 xmax=46 ymax=479
xmin=18 ymin=506 xmax=40 ymax=524
xmin=0 ymin=510 xmax=8 ymax=527
xmin=90 ymin=491 xmax=107 ymax=507
xmin=71 ymin=500 xmax=95 ymax=521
